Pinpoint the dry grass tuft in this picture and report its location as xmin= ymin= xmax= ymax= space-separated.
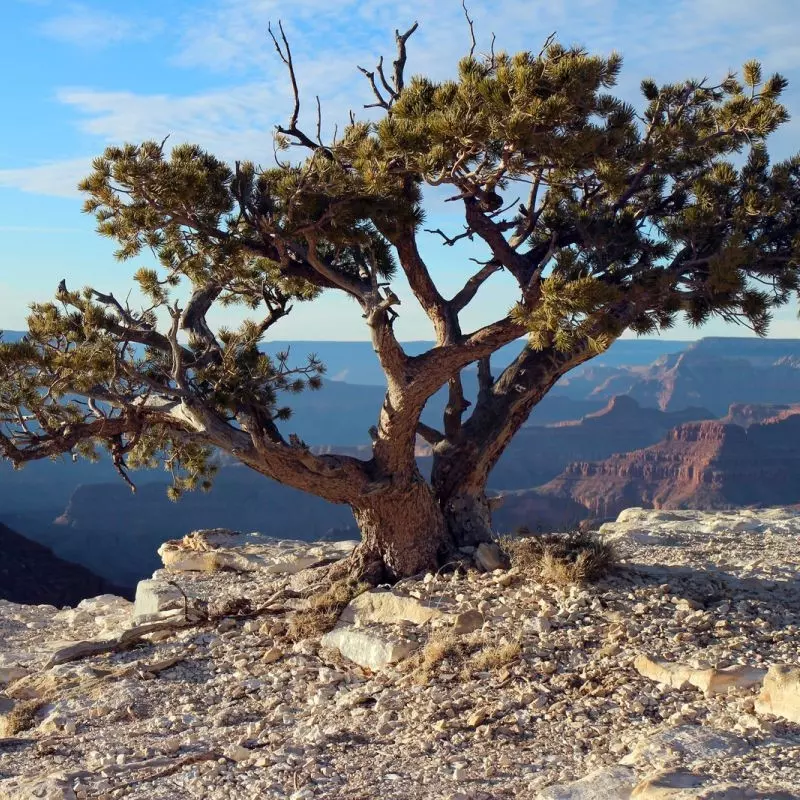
xmin=406 ymin=632 xmax=523 ymax=683
xmin=1 ymin=699 xmax=43 ymax=737
xmin=502 ymin=530 xmax=616 ymax=586
xmin=409 ymin=633 xmax=472 ymax=684
xmin=469 ymin=640 xmax=521 ymax=672
xmin=288 ymin=578 xmax=369 ymax=642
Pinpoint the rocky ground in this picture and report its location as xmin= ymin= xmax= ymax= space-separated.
xmin=1 ymin=509 xmax=799 ymax=799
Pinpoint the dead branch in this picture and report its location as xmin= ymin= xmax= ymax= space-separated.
xmin=392 ymin=22 xmax=418 ymax=95
xmin=462 ymin=1 xmax=476 ymax=59
xmin=268 ymin=20 xmax=329 ymax=153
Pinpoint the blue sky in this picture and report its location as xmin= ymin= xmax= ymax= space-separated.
xmin=1 ymin=0 xmax=799 ymax=340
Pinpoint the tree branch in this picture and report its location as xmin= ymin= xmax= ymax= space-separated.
xmin=268 ymin=20 xmax=331 ymax=154
xmin=461 ymin=1 xmax=476 ymax=59
xmin=451 ymin=261 xmax=502 ymax=312
xmin=416 ymin=421 xmax=445 ymax=446
xmin=392 ymin=22 xmax=418 ymax=96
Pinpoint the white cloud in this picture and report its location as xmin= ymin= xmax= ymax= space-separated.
xmin=0 ymin=157 xmax=93 ymax=198
xmin=39 ymin=3 xmax=163 ymax=48
xmin=3 ymin=0 xmax=800 ymax=197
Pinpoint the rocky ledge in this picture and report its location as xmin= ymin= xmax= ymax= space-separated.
xmin=1 ymin=508 xmax=799 ymax=799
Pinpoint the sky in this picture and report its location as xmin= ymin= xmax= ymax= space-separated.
xmin=1 ymin=0 xmax=799 ymax=341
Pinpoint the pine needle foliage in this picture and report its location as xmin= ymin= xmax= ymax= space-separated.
xmin=1 ymin=18 xmax=799 ymax=530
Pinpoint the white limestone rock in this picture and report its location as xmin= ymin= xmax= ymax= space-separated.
xmin=321 ymin=625 xmax=417 ymax=671
xmin=755 ymin=664 xmax=800 ymax=724
xmin=340 ymin=589 xmax=448 ymax=626
xmin=621 ymin=725 xmax=750 ymax=770
xmin=133 ymin=579 xmax=185 ymax=624
xmin=537 ymin=766 xmax=637 ymax=799
xmin=157 ymin=529 xmax=357 ymax=574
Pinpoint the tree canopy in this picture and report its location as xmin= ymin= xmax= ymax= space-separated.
xmin=2 ymin=17 xmax=798 ymax=578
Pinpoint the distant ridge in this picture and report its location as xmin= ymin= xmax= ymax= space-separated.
xmin=0 ymin=522 xmax=131 ymax=605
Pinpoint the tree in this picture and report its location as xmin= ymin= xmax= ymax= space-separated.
xmin=2 ymin=18 xmax=799 ymax=581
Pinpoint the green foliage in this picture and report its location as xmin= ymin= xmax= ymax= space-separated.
xmin=2 ymin=25 xmax=799 ymax=503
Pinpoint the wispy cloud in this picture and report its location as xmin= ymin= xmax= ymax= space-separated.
xmin=4 ymin=0 xmax=799 ymax=199
xmin=0 ymin=157 xmax=94 ymax=198
xmin=39 ymin=3 xmax=163 ymax=48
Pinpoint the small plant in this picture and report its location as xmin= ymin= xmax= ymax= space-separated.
xmin=408 ymin=633 xmax=472 ymax=684
xmin=469 ymin=640 xmax=522 ymax=672
xmin=503 ymin=530 xmax=616 ymax=586
xmin=1 ymin=699 xmax=43 ymax=736
xmin=288 ymin=578 xmax=369 ymax=641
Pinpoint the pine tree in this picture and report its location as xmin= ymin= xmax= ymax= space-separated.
xmin=2 ymin=18 xmax=799 ymax=580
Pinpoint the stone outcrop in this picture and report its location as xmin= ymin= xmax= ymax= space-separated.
xmin=158 ymin=529 xmax=357 ymax=574
xmin=1 ymin=507 xmax=799 ymax=798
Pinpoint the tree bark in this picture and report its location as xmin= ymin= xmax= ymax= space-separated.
xmin=431 ymin=444 xmax=495 ymax=546
xmin=348 ymin=473 xmax=453 ymax=582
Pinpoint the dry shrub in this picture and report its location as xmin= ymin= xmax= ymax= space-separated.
xmin=409 ymin=633 xmax=472 ymax=684
xmin=503 ymin=530 xmax=616 ymax=586
xmin=288 ymin=578 xmax=368 ymax=642
xmin=1 ymin=699 xmax=43 ymax=736
xmin=407 ymin=633 xmax=522 ymax=683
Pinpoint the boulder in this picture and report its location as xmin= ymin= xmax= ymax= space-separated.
xmin=755 ymin=664 xmax=800 ymax=724
xmin=133 ymin=579 xmax=185 ymax=624
xmin=321 ymin=625 xmax=417 ymax=671
xmin=452 ymin=610 xmax=485 ymax=635
xmin=537 ymin=766 xmax=637 ymax=799
xmin=475 ymin=542 xmax=506 ymax=572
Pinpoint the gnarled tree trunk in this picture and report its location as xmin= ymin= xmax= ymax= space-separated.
xmin=431 ymin=444 xmax=495 ymax=546
xmin=349 ymin=471 xmax=453 ymax=582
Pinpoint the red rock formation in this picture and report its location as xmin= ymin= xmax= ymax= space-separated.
xmin=537 ymin=413 xmax=800 ymax=524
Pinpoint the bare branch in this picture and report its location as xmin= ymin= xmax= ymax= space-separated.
xmin=357 ymin=65 xmax=390 ymax=110
xmin=462 ymin=1 xmax=476 ymax=59
xmin=268 ymin=20 xmax=330 ymax=154
xmin=392 ymin=22 xmax=418 ymax=95
xmin=424 ymin=226 xmax=474 ymax=247
xmin=416 ymin=422 xmax=445 ymax=446
xmin=451 ymin=261 xmax=502 ymax=312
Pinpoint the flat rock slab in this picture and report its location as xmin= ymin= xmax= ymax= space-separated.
xmin=631 ymin=768 xmax=796 ymax=799
xmin=621 ymin=725 xmax=750 ymax=770
xmin=635 ymin=655 xmax=766 ymax=696
xmin=158 ymin=529 xmax=357 ymax=574
xmin=339 ymin=589 xmax=448 ymax=626
xmin=321 ymin=624 xmax=418 ymax=671
xmin=537 ymin=766 xmax=637 ymax=799
xmin=0 ymin=772 xmax=78 ymax=800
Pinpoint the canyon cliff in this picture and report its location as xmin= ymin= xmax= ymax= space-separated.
xmin=539 ymin=412 xmax=800 ymax=523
